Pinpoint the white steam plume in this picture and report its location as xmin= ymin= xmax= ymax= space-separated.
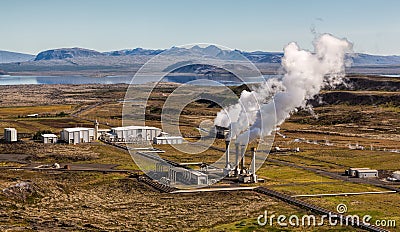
xmin=214 ymin=34 xmax=353 ymax=144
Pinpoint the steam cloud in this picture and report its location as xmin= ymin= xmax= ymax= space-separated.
xmin=214 ymin=34 xmax=353 ymax=144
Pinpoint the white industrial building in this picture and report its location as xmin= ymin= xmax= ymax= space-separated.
xmin=153 ymin=133 xmax=183 ymax=145
xmin=355 ymin=169 xmax=378 ymax=178
xmin=41 ymin=134 xmax=58 ymax=144
xmin=346 ymin=167 xmax=379 ymax=178
xmin=4 ymin=128 xmax=17 ymax=142
xmin=346 ymin=168 xmax=371 ymax=177
xmin=392 ymin=171 xmax=400 ymax=180
xmin=60 ymin=127 xmax=95 ymax=144
xmin=161 ymin=165 xmax=208 ymax=185
xmin=27 ymin=113 xmax=39 ymax=117
xmin=107 ymin=126 xmax=161 ymax=143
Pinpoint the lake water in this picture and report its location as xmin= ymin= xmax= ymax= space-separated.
xmin=0 ymin=75 xmax=276 ymax=86
xmin=0 ymin=74 xmax=397 ymax=86
xmin=380 ymin=74 xmax=400 ymax=77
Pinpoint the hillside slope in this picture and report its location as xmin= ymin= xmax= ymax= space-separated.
xmin=0 ymin=50 xmax=34 ymax=64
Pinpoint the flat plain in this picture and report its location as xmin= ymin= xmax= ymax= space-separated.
xmin=0 ymin=75 xmax=399 ymax=231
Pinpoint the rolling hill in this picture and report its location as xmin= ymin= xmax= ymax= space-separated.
xmin=0 ymin=50 xmax=34 ymax=64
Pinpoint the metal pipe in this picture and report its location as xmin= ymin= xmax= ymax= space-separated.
xmin=240 ymin=145 xmax=245 ymax=173
xmin=235 ymin=143 xmax=239 ymax=169
xmin=225 ymin=140 xmax=230 ymax=167
xmin=251 ymin=147 xmax=257 ymax=183
xmin=232 ymin=143 xmax=240 ymax=176
xmin=251 ymin=147 xmax=256 ymax=174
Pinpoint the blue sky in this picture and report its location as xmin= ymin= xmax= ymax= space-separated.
xmin=1 ymin=0 xmax=399 ymax=55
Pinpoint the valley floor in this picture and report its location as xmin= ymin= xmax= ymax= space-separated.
xmin=0 ymin=78 xmax=399 ymax=231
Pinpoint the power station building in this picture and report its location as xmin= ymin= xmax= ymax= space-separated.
xmin=107 ymin=126 xmax=161 ymax=143
xmin=346 ymin=168 xmax=371 ymax=177
xmin=41 ymin=134 xmax=58 ymax=144
xmin=153 ymin=133 xmax=183 ymax=144
xmin=356 ymin=169 xmax=378 ymax=178
xmin=392 ymin=171 xmax=400 ymax=180
xmin=346 ymin=167 xmax=378 ymax=178
xmin=154 ymin=162 xmax=208 ymax=186
xmin=60 ymin=127 xmax=95 ymax=144
xmin=4 ymin=128 xmax=17 ymax=142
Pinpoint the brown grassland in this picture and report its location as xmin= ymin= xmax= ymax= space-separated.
xmin=0 ymin=75 xmax=399 ymax=231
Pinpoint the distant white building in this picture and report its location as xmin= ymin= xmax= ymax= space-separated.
xmin=346 ymin=168 xmax=371 ymax=177
xmin=153 ymin=135 xmax=183 ymax=145
xmin=41 ymin=134 xmax=58 ymax=144
xmin=60 ymin=127 xmax=95 ymax=144
xmin=166 ymin=166 xmax=208 ymax=185
xmin=356 ymin=169 xmax=378 ymax=178
xmin=108 ymin=126 xmax=161 ymax=143
xmin=4 ymin=128 xmax=17 ymax=142
xmin=392 ymin=171 xmax=400 ymax=180
xmin=27 ymin=113 xmax=39 ymax=117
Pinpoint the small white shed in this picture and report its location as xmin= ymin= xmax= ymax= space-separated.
xmin=4 ymin=128 xmax=17 ymax=142
xmin=41 ymin=134 xmax=58 ymax=144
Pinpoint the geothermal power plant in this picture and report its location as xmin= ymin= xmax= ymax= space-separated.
xmin=130 ymin=126 xmax=260 ymax=187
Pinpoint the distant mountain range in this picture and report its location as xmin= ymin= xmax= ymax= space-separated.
xmin=0 ymin=51 xmax=35 ymax=64
xmin=1 ymin=46 xmax=400 ymax=66
xmin=350 ymin=53 xmax=400 ymax=66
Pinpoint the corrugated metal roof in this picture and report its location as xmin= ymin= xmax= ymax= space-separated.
xmin=42 ymin=134 xmax=57 ymax=138
xmin=154 ymin=136 xmax=183 ymax=140
xmin=356 ymin=169 xmax=378 ymax=173
xmin=111 ymin=126 xmax=160 ymax=131
xmin=63 ymin=127 xmax=94 ymax=132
